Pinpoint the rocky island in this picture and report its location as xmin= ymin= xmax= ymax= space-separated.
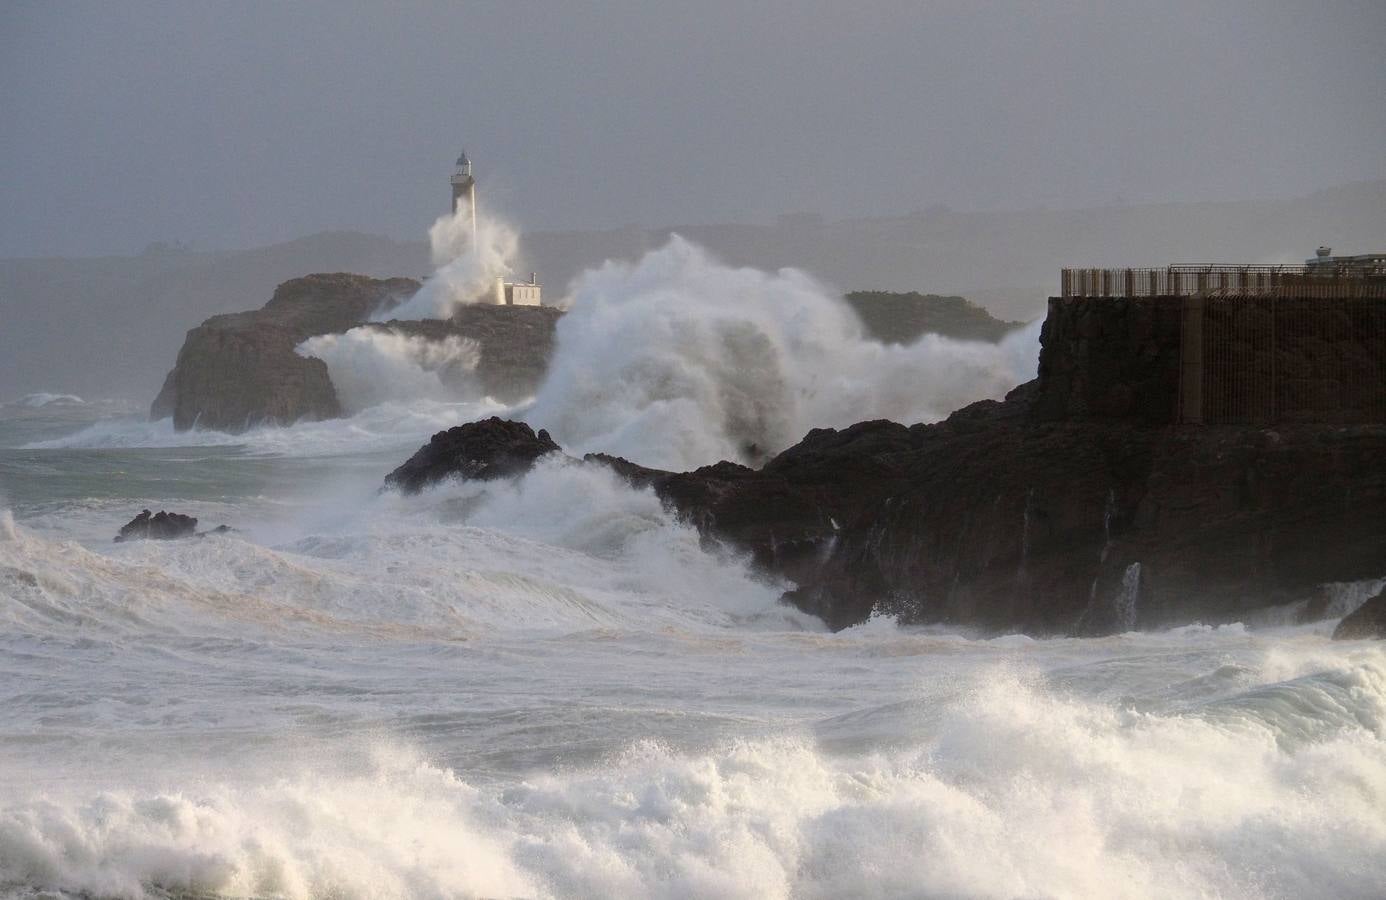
xmin=150 ymin=273 xmax=562 ymax=432
xmin=149 ymin=270 xmax=1038 ymax=435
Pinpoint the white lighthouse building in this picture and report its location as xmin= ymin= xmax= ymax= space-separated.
xmin=449 ymin=151 xmax=477 ymax=243
xmin=449 ymin=149 xmax=542 ymax=306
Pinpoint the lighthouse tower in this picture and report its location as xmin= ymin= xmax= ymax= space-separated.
xmin=450 ymin=151 xmax=477 ymax=246
xmin=445 ymin=150 xmax=542 ymax=306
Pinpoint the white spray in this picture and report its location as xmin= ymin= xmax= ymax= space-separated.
xmin=294 ymin=195 xmax=518 ymax=412
xmin=381 ymin=198 xmax=519 ymax=321
xmin=296 ymin=330 xmax=482 ymax=414
xmin=527 ymin=237 xmax=1040 ymax=469
xmin=297 ymin=235 xmax=1036 ymax=468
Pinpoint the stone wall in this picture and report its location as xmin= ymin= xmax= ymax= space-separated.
xmin=1032 ymin=295 xmax=1184 ymax=423
xmin=1032 ymin=293 xmax=1386 ymax=425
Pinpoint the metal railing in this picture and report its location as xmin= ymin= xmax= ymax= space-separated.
xmin=1061 ymin=265 xmax=1386 ymax=299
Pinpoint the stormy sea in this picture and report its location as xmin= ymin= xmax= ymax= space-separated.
xmin=1 ymin=240 xmax=1384 ymax=899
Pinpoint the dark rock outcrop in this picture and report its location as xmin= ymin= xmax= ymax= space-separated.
xmin=385 ymin=417 xmax=563 ymax=494
xmin=1333 ymin=589 xmax=1386 ymax=639
xmin=378 ymin=287 xmax=1386 ymax=634
xmin=114 ymin=509 xmax=199 ymax=542
xmin=113 ymin=510 xmax=233 ymax=542
xmin=383 ymin=399 xmax=1386 ymax=634
xmin=152 ymin=273 xmax=419 ymax=430
xmin=844 ymin=291 xmax=1022 ymax=344
xmin=151 ymin=274 xmax=563 ymax=432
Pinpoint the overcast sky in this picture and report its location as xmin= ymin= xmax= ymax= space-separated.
xmin=3 ymin=0 xmax=1383 ymax=258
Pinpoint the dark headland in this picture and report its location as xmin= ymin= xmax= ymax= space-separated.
xmin=383 ymin=274 xmax=1386 ymax=637
xmin=147 ymin=265 xmax=1386 ymax=637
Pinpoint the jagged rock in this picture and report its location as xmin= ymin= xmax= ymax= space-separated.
xmin=113 ymin=511 xmax=234 ymax=542
xmin=114 ymin=509 xmax=199 ymax=542
xmin=150 ymin=273 xmax=563 ymax=433
xmin=383 ymin=395 xmax=1386 ymax=634
xmin=1333 ymin=590 xmax=1386 ymax=639
xmin=384 ymin=417 xmax=563 ymax=494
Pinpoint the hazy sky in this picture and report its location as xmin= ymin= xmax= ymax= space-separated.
xmin=3 ymin=0 xmax=1383 ymax=257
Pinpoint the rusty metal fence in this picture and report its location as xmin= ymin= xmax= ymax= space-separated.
xmin=1062 ymin=265 xmax=1386 ymax=300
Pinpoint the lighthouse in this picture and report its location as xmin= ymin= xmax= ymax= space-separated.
xmin=449 ymin=150 xmax=477 ymax=246
xmin=446 ymin=150 xmax=542 ymax=305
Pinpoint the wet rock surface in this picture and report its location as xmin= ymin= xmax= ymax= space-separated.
xmin=113 ymin=509 xmax=200 ymax=542
xmin=113 ymin=510 xmax=233 ymax=542
xmin=385 ymin=399 xmax=1386 ymax=634
xmin=1333 ymin=589 xmax=1386 ymax=639
xmin=384 ymin=417 xmax=563 ymax=494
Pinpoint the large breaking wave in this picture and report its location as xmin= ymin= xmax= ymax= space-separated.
xmin=299 ymin=234 xmax=1040 ymax=470
xmin=0 ymin=561 xmax=1381 ymax=900
xmin=526 ymin=237 xmax=1038 ymax=469
xmin=31 ymin=224 xmax=1038 ymax=471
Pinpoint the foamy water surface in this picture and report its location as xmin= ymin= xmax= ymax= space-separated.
xmin=1 ymin=400 xmax=1383 ymax=900
xmin=2 ymin=231 xmax=1383 ymax=898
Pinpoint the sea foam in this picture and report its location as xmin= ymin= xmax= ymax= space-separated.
xmin=1 ymin=665 xmax=1382 ymax=900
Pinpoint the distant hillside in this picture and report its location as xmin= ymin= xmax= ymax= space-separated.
xmin=845 ymin=292 xmax=1021 ymax=344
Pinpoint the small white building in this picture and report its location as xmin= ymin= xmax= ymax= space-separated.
xmin=1305 ymin=246 xmax=1386 ymax=276
xmin=493 ymin=273 xmax=542 ymax=306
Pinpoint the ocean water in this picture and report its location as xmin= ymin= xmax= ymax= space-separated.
xmin=3 ymin=229 xmax=1384 ymax=899
xmin=2 ymin=394 xmax=1384 ymax=900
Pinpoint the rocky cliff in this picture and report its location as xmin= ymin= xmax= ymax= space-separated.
xmin=382 ymin=290 xmax=1386 ymax=635
xmin=151 ymin=273 xmax=417 ymax=430
xmin=383 ymin=404 xmax=1386 ymax=634
xmin=151 ymin=273 xmax=562 ymax=432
